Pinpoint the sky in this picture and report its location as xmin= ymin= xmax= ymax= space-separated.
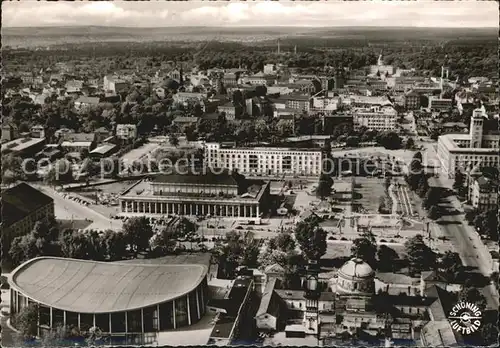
xmin=2 ymin=0 xmax=498 ymax=28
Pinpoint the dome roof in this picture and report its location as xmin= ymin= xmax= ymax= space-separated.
xmin=338 ymin=258 xmax=374 ymax=279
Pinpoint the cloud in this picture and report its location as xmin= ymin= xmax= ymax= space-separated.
xmin=2 ymin=0 xmax=498 ymax=28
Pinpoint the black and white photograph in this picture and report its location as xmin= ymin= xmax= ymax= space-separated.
xmin=1 ymin=0 xmax=498 ymax=346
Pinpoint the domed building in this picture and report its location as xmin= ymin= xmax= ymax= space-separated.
xmin=336 ymin=258 xmax=375 ymax=295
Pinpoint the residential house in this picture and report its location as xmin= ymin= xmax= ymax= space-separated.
xmin=267 ymin=85 xmax=296 ymax=95
xmin=218 ymin=102 xmax=238 ymax=120
xmin=60 ymin=133 xmax=97 ymax=152
xmin=94 ymin=127 xmax=112 ymax=143
xmin=35 ymin=146 xmax=63 ymax=162
xmin=89 ymin=143 xmax=118 ymax=159
xmin=243 ymin=72 xmax=277 ymax=86
xmin=255 ymin=277 xmax=284 ymax=331
xmin=116 ymin=124 xmax=138 ymax=140
xmin=172 ymin=116 xmax=199 ymax=130
xmin=54 ymin=127 xmax=75 ymax=139
xmin=173 ymin=92 xmax=207 ymax=104
xmin=65 ymin=80 xmax=84 ymax=93
xmin=74 ymin=96 xmax=101 ymax=112
xmin=30 ymin=125 xmax=46 ymax=138
xmin=323 ymin=113 xmax=353 ymax=134
xmin=2 ymin=123 xmax=18 ymax=142
xmin=1 ymin=137 xmax=46 ymax=158
xmin=263 ymin=64 xmax=276 ymax=75
xmin=154 ymin=86 xmax=166 ymax=99
xmin=103 ymin=75 xmax=128 ymax=95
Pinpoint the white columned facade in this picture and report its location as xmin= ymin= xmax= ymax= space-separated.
xmin=196 ymin=290 xmax=201 ymax=319
xmin=172 ymin=299 xmax=176 ymax=329
xmin=157 ymin=304 xmax=161 ymax=331
xmin=187 ymin=296 xmax=191 ymax=325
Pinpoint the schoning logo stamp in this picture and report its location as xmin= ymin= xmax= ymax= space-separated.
xmin=448 ymin=301 xmax=482 ymax=335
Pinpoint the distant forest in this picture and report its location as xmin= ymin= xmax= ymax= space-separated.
xmin=3 ymin=26 xmax=498 ymax=79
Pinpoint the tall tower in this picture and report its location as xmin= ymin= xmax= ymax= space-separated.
xmin=470 ymin=109 xmax=484 ymax=148
xmin=303 ymin=259 xmax=320 ymax=340
xmin=377 ymin=53 xmax=383 ymax=66
xmin=277 ymin=38 xmax=281 ymax=55
xmin=294 ymin=45 xmax=297 ymax=55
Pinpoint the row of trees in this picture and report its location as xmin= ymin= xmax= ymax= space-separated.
xmin=213 ymin=231 xmax=260 ymax=279
xmin=465 ymin=208 xmax=498 ymax=241
xmin=351 ymin=229 xmax=464 ymax=280
xmin=8 ymin=216 xmax=198 ymax=268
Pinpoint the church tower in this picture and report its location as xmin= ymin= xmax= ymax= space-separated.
xmin=377 ymin=53 xmax=383 ymax=66
xmin=470 ymin=109 xmax=484 ymax=148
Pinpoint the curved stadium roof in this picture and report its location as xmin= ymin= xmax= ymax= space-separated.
xmin=9 ymin=257 xmax=207 ymax=313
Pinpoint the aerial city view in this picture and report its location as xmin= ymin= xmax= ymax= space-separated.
xmin=1 ymin=1 xmax=498 ymax=347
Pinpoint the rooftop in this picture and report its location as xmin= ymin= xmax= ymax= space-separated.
xmin=275 ymin=289 xmax=336 ymax=302
xmin=210 ymin=277 xmax=253 ymax=339
xmin=152 ymin=170 xmax=238 ymax=187
xmin=338 ymin=258 xmax=374 ymax=279
xmin=75 ymin=96 xmax=100 ymax=104
xmin=9 ymin=257 xmax=208 ymax=313
xmin=61 ymin=132 xmax=95 ymax=143
xmin=1 ymin=183 xmax=54 ymax=227
xmin=89 ymin=143 xmax=117 ymax=155
xmin=1 ymin=137 xmax=46 ymax=153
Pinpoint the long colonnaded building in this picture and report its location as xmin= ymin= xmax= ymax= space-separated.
xmin=437 ymin=109 xmax=499 ymax=178
xmin=204 ymin=142 xmax=323 ymax=177
xmin=119 ymin=170 xmax=270 ymax=220
xmin=8 ymin=257 xmax=209 ymax=345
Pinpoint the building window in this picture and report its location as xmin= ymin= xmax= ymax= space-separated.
xmin=175 ymin=297 xmax=189 ymax=327
xmin=111 ymin=312 xmax=126 ymax=333
xmin=95 ymin=313 xmax=110 ymax=333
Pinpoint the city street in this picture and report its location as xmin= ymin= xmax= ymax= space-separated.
xmin=33 ymin=184 xmax=123 ymax=231
xmin=433 ymin=183 xmax=499 ymax=309
xmin=418 ymin=139 xmax=499 ymax=308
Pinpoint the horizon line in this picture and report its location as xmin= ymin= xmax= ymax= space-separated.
xmin=3 ymin=24 xmax=498 ymax=29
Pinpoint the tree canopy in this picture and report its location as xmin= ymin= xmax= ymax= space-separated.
xmin=294 ymin=216 xmax=327 ymax=262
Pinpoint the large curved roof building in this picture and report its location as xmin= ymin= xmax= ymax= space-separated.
xmin=8 ymin=257 xmax=209 ymax=343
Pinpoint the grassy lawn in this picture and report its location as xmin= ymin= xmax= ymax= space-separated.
xmin=352 ymin=177 xmax=386 ymax=213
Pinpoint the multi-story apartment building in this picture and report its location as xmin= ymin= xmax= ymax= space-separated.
xmin=217 ymin=102 xmax=238 ymax=120
xmin=282 ymin=94 xmax=311 ymax=112
xmin=205 ymin=143 xmax=323 ymax=176
xmin=468 ymin=175 xmax=498 ymax=211
xmin=428 ymin=97 xmax=452 ymax=111
xmin=242 ymin=72 xmax=277 ymax=86
xmin=103 ymin=75 xmax=128 ymax=95
xmin=437 ymin=109 xmax=499 ymax=178
xmin=2 ymin=183 xmax=55 ymax=257
xmin=404 ymin=90 xmax=420 ymax=110
xmin=222 ymin=73 xmax=238 ymax=87
xmin=116 ymin=124 xmax=138 ymax=140
xmin=173 ymin=92 xmax=207 ymax=104
xmin=353 ymin=106 xmax=398 ymax=131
